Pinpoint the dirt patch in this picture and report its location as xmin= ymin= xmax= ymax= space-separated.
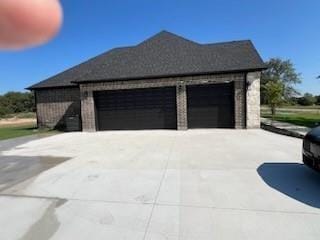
xmin=0 ymin=118 xmax=36 ymax=127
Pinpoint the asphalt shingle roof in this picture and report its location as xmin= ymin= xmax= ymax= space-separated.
xmin=28 ymin=31 xmax=266 ymax=90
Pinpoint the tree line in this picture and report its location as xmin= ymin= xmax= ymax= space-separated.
xmin=0 ymin=91 xmax=35 ymax=117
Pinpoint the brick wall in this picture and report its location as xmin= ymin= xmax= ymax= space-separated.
xmin=80 ymin=90 xmax=96 ymax=131
xmin=34 ymin=72 xmax=259 ymax=132
xmin=234 ymin=80 xmax=246 ymax=128
xmin=80 ymin=73 xmax=247 ymax=131
xmin=35 ymin=87 xmax=81 ymax=129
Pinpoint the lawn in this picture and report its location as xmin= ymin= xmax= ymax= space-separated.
xmin=261 ymin=106 xmax=320 ymax=128
xmin=0 ymin=123 xmax=57 ymax=141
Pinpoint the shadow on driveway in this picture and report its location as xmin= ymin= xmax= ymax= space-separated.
xmin=0 ymin=155 xmax=70 ymax=192
xmin=0 ymin=135 xmax=70 ymax=192
xmin=257 ymin=163 xmax=320 ymax=208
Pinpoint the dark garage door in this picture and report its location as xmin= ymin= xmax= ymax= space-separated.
xmin=187 ymin=83 xmax=235 ymax=128
xmin=94 ymin=87 xmax=177 ymax=130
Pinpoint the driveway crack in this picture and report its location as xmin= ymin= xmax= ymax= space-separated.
xmin=142 ymin=135 xmax=177 ymax=240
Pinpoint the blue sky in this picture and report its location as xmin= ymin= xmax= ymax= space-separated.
xmin=0 ymin=0 xmax=319 ymax=95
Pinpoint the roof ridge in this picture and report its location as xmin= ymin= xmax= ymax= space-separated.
xmin=203 ymin=39 xmax=252 ymax=46
xmin=137 ymin=30 xmax=200 ymax=46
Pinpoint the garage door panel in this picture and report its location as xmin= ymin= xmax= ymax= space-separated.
xmin=94 ymin=87 xmax=177 ymax=130
xmin=187 ymin=83 xmax=235 ymax=128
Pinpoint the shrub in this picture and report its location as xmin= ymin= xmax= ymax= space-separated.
xmin=0 ymin=91 xmax=35 ymax=118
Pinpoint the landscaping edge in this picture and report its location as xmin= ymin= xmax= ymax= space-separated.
xmin=260 ymin=122 xmax=305 ymax=139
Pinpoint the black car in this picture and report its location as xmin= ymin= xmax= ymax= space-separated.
xmin=303 ymin=126 xmax=320 ymax=171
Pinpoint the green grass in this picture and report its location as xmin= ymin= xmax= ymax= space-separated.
xmin=262 ymin=112 xmax=320 ymax=128
xmin=0 ymin=124 xmax=58 ymax=141
xmin=261 ymin=105 xmax=320 ymax=128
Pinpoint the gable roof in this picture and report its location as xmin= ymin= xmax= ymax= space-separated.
xmin=28 ymin=31 xmax=266 ymax=90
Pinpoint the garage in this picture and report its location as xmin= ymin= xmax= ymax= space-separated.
xmin=94 ymin=87 xmax=177 ymax=130
xmin=29 ymin=31 xmax=265 ymax=131
xmin=187 ymin=83 xmax=235 ymax=128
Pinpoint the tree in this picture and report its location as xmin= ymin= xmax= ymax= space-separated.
xmin=0 ymin=96 xmax=9 ymax=117
xmin=262 ymin=81 xmax=284 ymax=117
xmin=298 ymin=93 xmax=316 ymax=106
xmin=261 ymin=58 xmax=301 ymax=104
xmin=315 ymin=95 xmax=320 ymax=105
xmin=0 ymin=91 xmax=35 ymax=117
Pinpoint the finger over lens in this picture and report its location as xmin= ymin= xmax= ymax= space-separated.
xmin=0 ymin=0 xmax=62 ymax=49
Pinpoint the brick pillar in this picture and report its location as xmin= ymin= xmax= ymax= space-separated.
xmin=234 ymin=80 xmax=246 ymax=129
xmin=246 ymin=72 xmax=261 ymax=128
xmin=81 ymin=90 xmax=96 ymax=131
xmin=176 ymin=84 xmax=188 ymax=130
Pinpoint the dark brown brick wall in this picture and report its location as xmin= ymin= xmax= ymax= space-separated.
xmin=234 ymin=79 xmax=246 ymax=129
xmin=35 ymin=87 xmax=81 ymax=129
xmin=80 ymin=73 xmax=247 ymax=131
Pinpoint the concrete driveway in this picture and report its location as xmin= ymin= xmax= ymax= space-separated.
xmin=0 ymin=129 xmax=319 ymax=240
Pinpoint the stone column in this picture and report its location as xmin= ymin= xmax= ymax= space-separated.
xmin=234 ymin=80 xmax=246 ymax=129
xmin=246 ymin=72 xmax=261 ymax=128
xmin=80 ymin=90 xmax=96 ymax=131
xmin=176 ymin=84 xmax=188 ymax=130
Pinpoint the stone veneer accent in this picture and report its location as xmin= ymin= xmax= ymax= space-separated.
xmin=246 ymin=72 xmax=261 ymax=128
xmin=35 ymin=87 xmax=80 ymax=129
xmin=176 ymin=84 xmax=188 ymax=130
xmin=79 ymin=73 xmax=247 ymax=131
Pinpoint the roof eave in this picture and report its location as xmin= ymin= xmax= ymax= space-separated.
xmin=26 ymin=85 xmax=78 ymax=91
xmin=72 ymin=67 xmax=267 ymax=85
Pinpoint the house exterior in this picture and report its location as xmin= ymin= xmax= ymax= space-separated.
xmin=28 ymin=31 xmax=266 ymax=132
